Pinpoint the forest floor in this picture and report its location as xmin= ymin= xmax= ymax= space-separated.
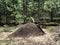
xmin=0 ymin=24 xmax=60 ymax=45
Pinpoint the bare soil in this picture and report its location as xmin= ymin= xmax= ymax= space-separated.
xmin=0 ymin=23 xmax=60 ymax=45
xmin=9 ymin=23 xmax=45 ymax=37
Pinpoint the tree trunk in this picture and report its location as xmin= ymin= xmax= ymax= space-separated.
xmin=50 ymin=8 xmax=54 ymax=22
xmin=50 ymin=11 xmax=53 ymax=21
xmin=38 ymin=0 xmax=40 ymax=17
xmin=23 ymin=0 xmax=27 ymax=24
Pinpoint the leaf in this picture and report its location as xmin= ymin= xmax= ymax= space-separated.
xmin=15 ymin=14 xmax=22 ymax=19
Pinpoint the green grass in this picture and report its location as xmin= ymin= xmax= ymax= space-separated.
xmin=19 ymin=42 xmax=24 ymax=45
xmin=47 ymin=26 xmax=56 ymax=33
xmin=0 ymin=27 xmax=4 ymax=33
xmin=0 ymin=25 xmax=16 ymax=34
xmin=0 ymin=40 xmax=25 ymax=45
xmin=0 ymin=39 xmax=11 ymax=45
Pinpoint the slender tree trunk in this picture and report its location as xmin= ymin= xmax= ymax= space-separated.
xmin=50 ymin=11 xmax=53 ymax=21
xmin=32 ymin=0 xmax=35 ymax=16
xmin=50 ymin=8 xmax=54 ymax=22
xmin=23 ymin=0 xmax=27 ymax=24
xmin=37 ymin=0 xmax=45 ymax=18
xmin=38 ymin=0 xmax=40 ymax=17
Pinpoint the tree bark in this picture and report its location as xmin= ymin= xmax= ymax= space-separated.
xmin=23 ymin=0 xmax=27 ymax=23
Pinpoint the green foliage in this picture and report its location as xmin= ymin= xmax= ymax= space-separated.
xmin=15 ymin=14 xmax=23 ymax=19
xmin=0 ymin=0 xmax=60 ymax=25
xmin=0 ymin=0 xmax=22 ymax=25
xmin=3 ymin=25 xmax=10 ymax=32
xmin=43 ymin=0 xmax=60 ymax=21
xmin=0 ymin=39 xmax=11 ymax=45
xmin=47 ymin=26 xmax=56 ymax=33
xmin=44 ymin=1 xmax=56 ymax=11
xmin=44 ymin=0 xmax=60 ymax=13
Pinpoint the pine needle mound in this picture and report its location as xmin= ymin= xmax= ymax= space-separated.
xmin=9 ymin=23 xmax=45 ymax=37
